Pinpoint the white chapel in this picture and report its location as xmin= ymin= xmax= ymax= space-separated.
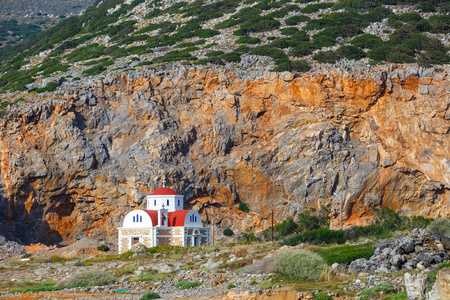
xmin=118 ymin=187 xmax=210 ymax=253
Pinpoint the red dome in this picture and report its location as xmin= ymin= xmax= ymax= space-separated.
xmin=143 ymin=210 xmax=190 ymax=226
xmin=151 ymin=187 xmax=179 ymax=196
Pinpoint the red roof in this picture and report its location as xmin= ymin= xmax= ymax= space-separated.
xmin=168 ymin=210 xmax=190 ymax=227
xmin=143 ymin=210 xmax=158 ymax=226
xmin=151 ymin=187 xmax=179 ymax=196
xmin=143 ymin=210 xmax=191 ymax=227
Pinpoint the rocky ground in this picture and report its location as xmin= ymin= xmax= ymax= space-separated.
xmin=0 ymin=228 xmax=449 ymax=300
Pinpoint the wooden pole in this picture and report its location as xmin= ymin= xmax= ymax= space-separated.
xmin=340 ymin=190 xmax=343 ymax=230
xmin=271 ymin=209 xmax=274 ymax=242
xmin=212 ymin=217 xmax=214 ymax=246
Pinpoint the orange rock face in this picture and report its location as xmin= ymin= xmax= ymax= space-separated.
xmin=0 ymin=65 xmax=448 ymax=244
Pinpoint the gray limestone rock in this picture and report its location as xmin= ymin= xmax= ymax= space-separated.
xmin=405 ymin=272 xmax=428 ymax=300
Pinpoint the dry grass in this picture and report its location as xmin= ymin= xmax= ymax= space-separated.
xmin=113 ymin=265 xmax=138 ymax=276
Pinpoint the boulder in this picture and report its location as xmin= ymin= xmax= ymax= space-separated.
xmin=405 ymin=272 xmax=428 ymax=300
xmin=130 ymin=243 xmax=147 ymax=253
xmin=427 ymin=267 xmax=450 ymax=300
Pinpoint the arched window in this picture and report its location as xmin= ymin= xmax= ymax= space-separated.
xmin=140 ymin=215 xmax=142 ymax=222
xmin=194 ymin=216 xmax=197 ymax=222
xmin=177 ymin=199 xmax=180 ymax=206
xmin=154 ymin=200 xmax=156 ymax=206
xmin=167 ymin=199 xmax=169 ymax=206
xmin=133 ymin=216 xmax=135 ymax=222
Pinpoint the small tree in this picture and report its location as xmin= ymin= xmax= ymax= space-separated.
xmin=238 ymin=202 xmax=250 ymax=213
xmin=298 ymin=208 xmax=330 ymax=233
xmin=274 ymin=217 xmax=298 ymax=238
xmin=223 ymin=228 xmax=234 ymax=236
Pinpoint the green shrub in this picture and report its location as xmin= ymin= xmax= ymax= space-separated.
xmin=285 ymin=15 xmax=310 ymax=26
xmin=314 ymin=243 xmax=374 ymax=265
xmin=240 ymin=232 xmax=258 ymax=243
xmin=418 ymin=50 xmax=450 ymax=67
xmin=336 ymin=45 xmax=366 ymax=60
xmin=239 ymin=202 xmax=250 ymax=213
xmin=315 ymin=292 xmax=332 ymax=300
xmin=83 ymin=65 xmax=107 ymax=76
xmin=140 ymin=292 xmax=160 ymax=299
xmin=50 ymin=255 xmax=65 ymax=263
xmin=289 ymin=42 xmax=315 ymax=57
xmin=312 ymin=35 xmax=336 ymax=48
xmin=239 ymin=18 xmax=281 ymax=35
xmin=56 ymin=270 xmax=114 ymax=287
xmin=298 ymin=209 xmax=330 ymax=232
xmin=97 ymin=245 xmax=110 ymax=252
xmin=175 ymin=281 xmax=203 ymax=289
xmin=227 ymin=283 xmax=236 ymax=289
xmin=344 ymin=224 xmax=386 ymax=240
xmin=301 ymin=3 xmax=334 ymax=13
xmin=206 ymin=51 xmax=225 ymax=57
xmin=351 ymin=34 xmax=383 ymax=49
xmin=426 ymin=218 xmax=450 ymax=237
xmin=152 ymin=48 xmax=197 ymax=63
xmin=31 ymin=81 xmax=61 ymax=93
xmin=236 ymin=36 xmax=261 ymax=44
xmin=299 ymin=228 xmax=346 ymax=245
xmin=276 ymin=250 xmax=326 ymax=280
xmin=274 ymin=217 xmax=298 ymax=238
xmin=419 ymin=2 xmax=436 ymax=12
xmin=280 ymin=27 xmax=299 ymax=36
xmin=222 ymin=52 xmax=241 ymax=63
xmin=279 ymin=234 xmax=302 ymax=246
xmin=249 ymin=46 xmax=288 ymax=60
xmin=359 ymin=284 xmax=396 ymax=300
xmin=223 ymin=228 xmax=234 ymax=236
xmin=428 ymin=15 xmax=450 ymax=33
xmin=364 ymin=6 xmax=392 ymax=23
xmin=368 ymin=44 xmax=391 ymax=61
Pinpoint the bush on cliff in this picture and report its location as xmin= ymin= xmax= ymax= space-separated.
xmin=223 ymin=228 xmax=234 ymax=236
xmin=426 ymin=218 xmax=450 ymax=237
xmin=276 ymin=249 xmax=326 ymax=280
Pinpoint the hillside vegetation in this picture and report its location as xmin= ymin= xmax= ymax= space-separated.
xmin=0 ymin=0 xmax=449 ymax=93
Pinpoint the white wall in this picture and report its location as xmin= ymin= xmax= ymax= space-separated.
xmin=184 ymin=210 xmax=203 ymax=227
xmin=122 ymin=210 xmax=153 ymax=228
xmin=146 ymin=195 xmax=184 ymax=211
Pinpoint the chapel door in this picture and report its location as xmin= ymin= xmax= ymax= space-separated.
xmin=132 ymin=237 xmax=140 ymax=245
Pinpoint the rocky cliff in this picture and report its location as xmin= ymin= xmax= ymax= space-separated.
xmin=0 ymin=64 xmax=449 ymax=245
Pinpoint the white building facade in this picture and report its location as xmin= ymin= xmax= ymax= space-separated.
xmin=118 ymin=187 xmax=210 ymax=253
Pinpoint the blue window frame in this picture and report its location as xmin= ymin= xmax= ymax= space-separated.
xmin=154 ymin=200 xmax=156 ymax=206
xmin=167 ymin=199 xmax=169 ymax=206
xmin=133 ymin=216 xmax=135 ymax=222
xmin=140 ymin=215 xmax=142 ymax=222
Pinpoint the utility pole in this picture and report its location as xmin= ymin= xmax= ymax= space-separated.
xmin=340 ymin=190 xmax=343 ymax=230
xmin=271 ymin=209 xmax=274 ymax=242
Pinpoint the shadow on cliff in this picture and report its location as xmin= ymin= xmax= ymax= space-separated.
xmin=0 ymin=192 xmax=65 ymax=246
